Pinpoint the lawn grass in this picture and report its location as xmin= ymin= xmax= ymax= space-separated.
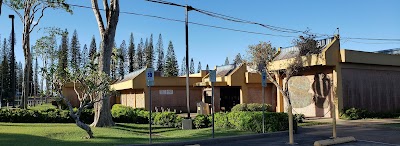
xmin=0 ymin=123 xmax=253 ymax=146
xmin=298 ymin=121 xmax=330 ymax=127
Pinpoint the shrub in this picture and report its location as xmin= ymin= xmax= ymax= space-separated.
xmin=111 ymin=104 xmax=137 ymax=123
xmin=153 ymin=112 xmax=179 ymax=127
xmin=340 ymin=108 xmax=368 ymax=120
xmin=193 ymin=114 xmax=211 ymax=129
xmin=0 ymin=108 xmax=93 ymax=123
xmin=214 ymin=112 xmax=231 ymax=128
xmin=215 ymin=111 xmax=290 ymax=133
xmin=231 ymin=103 xmax=272 ymax=112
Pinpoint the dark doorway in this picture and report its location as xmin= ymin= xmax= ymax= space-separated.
xmin=220 ymin=87 xmax=240 ymax=111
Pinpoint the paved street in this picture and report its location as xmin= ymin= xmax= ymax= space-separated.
xmin=204 ymin=119 xmax=400 ymax=146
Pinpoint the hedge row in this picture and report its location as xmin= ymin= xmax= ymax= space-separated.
xmin=340 ymin=108 xmax=400 ymax=120
xmin=231 ymin=103 xmax=273 ymax=112
xmin=194 ymin=111 xmax=291 ymax=133
xmin=0 ymin=108 xmax=94 ymax=123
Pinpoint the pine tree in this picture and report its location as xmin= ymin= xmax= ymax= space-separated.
xmin=118 ymin=40 xmax=126 ymax=79
xmin=233 ymin=53 xmax=242 ymax=65
xmin=81 ymin=44 xmax=88 ymax=67
xmin=70 ymin=30 xmax=81 ymax=72
xmin=17 ymin=62 xmax=23 ymax=94
xmin=225 ymin=57 xmax=229 ymax=65
xmin=156 ymin=34 xmax=164 ymax=72
xmin=164 ymin=41 xmax=179 ymax=77
xmin=128 ymin=33 xmax=135 ymax=72
xmin=206 ymin=64 xmax=209 ymax=70
xmin=1 ymin=38 xmax=11 ymax=102
xmin=145 ymin=34 xmax=154 ymax=68
xmin=180 ymin=57 xmax=186 ymax=76
xmin=33 ymin=57 xmax=39 ymax=104
xmin=8 ymin=32 xmax=16 ymax=104
xmin=136 ymin=38 xmax=144 ymax=68
xmin=111 ymin=44 xmax=117 ymax=80
xmin=58 ymin=29 xmax=69 ymax=79
xmin=189 ymin=58 xmax=195 ymax=74
xmin=89 ymin=35 xmax=97 ymax=62
xmin=197 ymin=61 xmax=202 ymax=73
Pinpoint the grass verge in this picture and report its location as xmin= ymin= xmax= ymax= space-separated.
xmin=0 ymin=123 xmax=253 ymax=146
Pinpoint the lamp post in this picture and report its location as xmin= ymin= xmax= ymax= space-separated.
xmin=9 ymin=14 xmax=16 ymax=107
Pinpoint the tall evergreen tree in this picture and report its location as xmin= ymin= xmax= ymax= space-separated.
xmin=17 ymin=62 xmax=23 ymax=94
xmin=155 ymin=34 xmax=164 ymax=72
xmin=136 ymin=38 xmax=144 ymax=68
xmin=206 ymin=64 xmax=209 ymax=70
xmin=225 ymin=57 xmax=229 ymax=65
xmin=180 ymin=57 xmax=186 ymax=76
xmin=70 ymin=30 xmax=81 ymax=72
xmin=1 ymin=38 xmax=10 ymax=102
xmin=33 ymin=57 xmax=39 ymax=104
xmin=89 ymin=35 xmax=97 ymax=62
xmin=233 ymin=53 xmax=242 ymax=65
xmin=145 ymin=34 xmax=154 ymax=68
xmin=163 ymin=41 xmax=179 ymax=77
xmin=110 ymin=44 xmax=117 ymax=80
xmin=197 ymin=61 xmax=202 ymax=73
xmin=118 ymin=40 xmax=126 ymax=79
xmin=58 ymin=29 xmax=69 ymax=79
xmin=128 ymin=33 xmax=135 ymax=72
xmin=8 ymin=32 xmax=16 ymax=105
xmin=189 ymin=58 xmax=195 ymax=74
xmin=144 ymin=38 xmax=150 ymax=67
xmin=81 ymin=44 xmax=88 ymax=67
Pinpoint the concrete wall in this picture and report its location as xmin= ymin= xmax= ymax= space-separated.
xmin=283 ymin=67 xmax=334 ymax=117
xmin=342 ymin=63 xmax=400 ymax=112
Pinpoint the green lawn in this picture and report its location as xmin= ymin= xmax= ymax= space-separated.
xmin=0 ymin=123 xmax=253 ymax=146
xmin=28 ymin=103 xmax=57 ymax=110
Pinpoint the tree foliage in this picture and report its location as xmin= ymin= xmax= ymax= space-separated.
xmin=136 ymin=38 xmax=144 ymax=69
xmin=145 ymin=34 xmax=154 ymax=68
xmin=118 ymin=40 xmax=126 ymax=79
xmin=233 ymin=53 xmax=242 ymax=65
xmin=163 ymin=41 xmax=178 ymax=77
xmin=189 ymin=58 xmax=195 ymax=74
xmin=128 ymin=33 xmax=135 ymax=72
xmin=197 ymin=61 xmax=202 ymax=73
xmin=156 ymin=34 xmax=164 ymax=72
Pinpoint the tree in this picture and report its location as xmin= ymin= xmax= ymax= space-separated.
xmin=163 ymin=41 xmax=178 ymax=77
xmin=197 ymin=61 xmax=201 ymax=73
xmin=180 ymin=57 xmax=186 ymax=76
xmin=128 ymin=33 xmax=135 ymax=72
xmin=91 ymin=0 xmax=120 ymax=127
xmin=118 ymin=40 xmax=126 ymax=79
xmin=44 ymin=53 xmax=112 ymax=138
xmin=89 ymin=36 xmax=97 ymax=63
xmin=70 ymin=30 xmax=81 ymax=72
xmin=110 ymin=44 xmax=117 ymax=80
xmin=155 ymin=34 xmax=164 ymax=72
xmin=17 ymin=62 xmax=23 ymax=95
xmin=206 ymin=64 xmax=209 ymax=71
xmin=81 ymin=44 xmax=88 ymax=68
xmin=145 ymin=34 xmax=154 ymax=68
xmin=189 ymin=58 xmax=195 ymax=74
xmin=34 ymin=27 xmax=61 ymax=104
xmin=136 ymin=38 xmax=144 ymax=68
xmin=224 ymin=57 xmax=229 ymax=65
xmin=246 ymin=35 xmax=320 ymax=144
xmin=7 ymin=32 xmax=16 ymax=106
xmin=2 ymin=0 xmax=71 ymax=109
xmin=33 ymin=56 xmax=39 ymax=105
xmin=233 ymin=53 xmax=242 ymax=65
xmin=1 ymin=38 xmax=11 ymax=104
xmin=58 ymin=29 xmax=69 ymax=80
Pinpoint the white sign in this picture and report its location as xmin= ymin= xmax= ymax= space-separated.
xmin=159 ymin=90 xmax=174 ymax=95
xmin=209 ymin=70 xmax=216 ymax=83
xmin=146 ymin=68 xmax=155 ymax=86
xmin=261 ymin=72 xmax=267 ymax=87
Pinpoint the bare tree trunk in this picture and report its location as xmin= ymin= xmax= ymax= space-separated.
xmin=22 ymin=18 xmax=31 ymax=109
xmin=90 ymin=0 xmax=119 ymax=127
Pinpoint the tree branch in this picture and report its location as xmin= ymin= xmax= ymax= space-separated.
xmin=91 ymin=0 xmax=105 ymax=34
xmin=2 ymin=2 xmax=24 ymax=22
xmin=29 ymin=5 xmax=49 ymax=33
xmin=103 ymin=0 xmax=109 ymax=22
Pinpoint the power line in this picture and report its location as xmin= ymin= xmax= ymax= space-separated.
xmin=64 ymin=2 xmax=298 ymax=38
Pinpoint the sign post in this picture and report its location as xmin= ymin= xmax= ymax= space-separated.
xmin=146 ymin=68 xmax=154 ymax=144
xmin=209 ymin=70 xmax=216 ymax=138
xmin=261 ymin=71 xmax=267 ymax=133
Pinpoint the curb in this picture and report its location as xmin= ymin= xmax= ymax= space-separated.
xmin=125 ymin=131 xmax=288 ymax=146
xmin=314 ymin=136 xmax=356 ymax=146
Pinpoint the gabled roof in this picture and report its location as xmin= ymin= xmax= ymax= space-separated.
xmin=216 ymin=64 xmax=237 ymax=77
xmin=114 ymin=68 xmax=146 ymax=84
xmin=273 ymin=37 xmax=334 ymax=61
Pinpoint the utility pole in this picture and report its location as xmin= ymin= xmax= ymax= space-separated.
xmin=9 ymin=14 xmax=16 ymax=107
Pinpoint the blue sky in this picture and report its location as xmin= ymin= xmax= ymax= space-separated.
xmin=0 ymin=0 xmax=399 ymax=69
